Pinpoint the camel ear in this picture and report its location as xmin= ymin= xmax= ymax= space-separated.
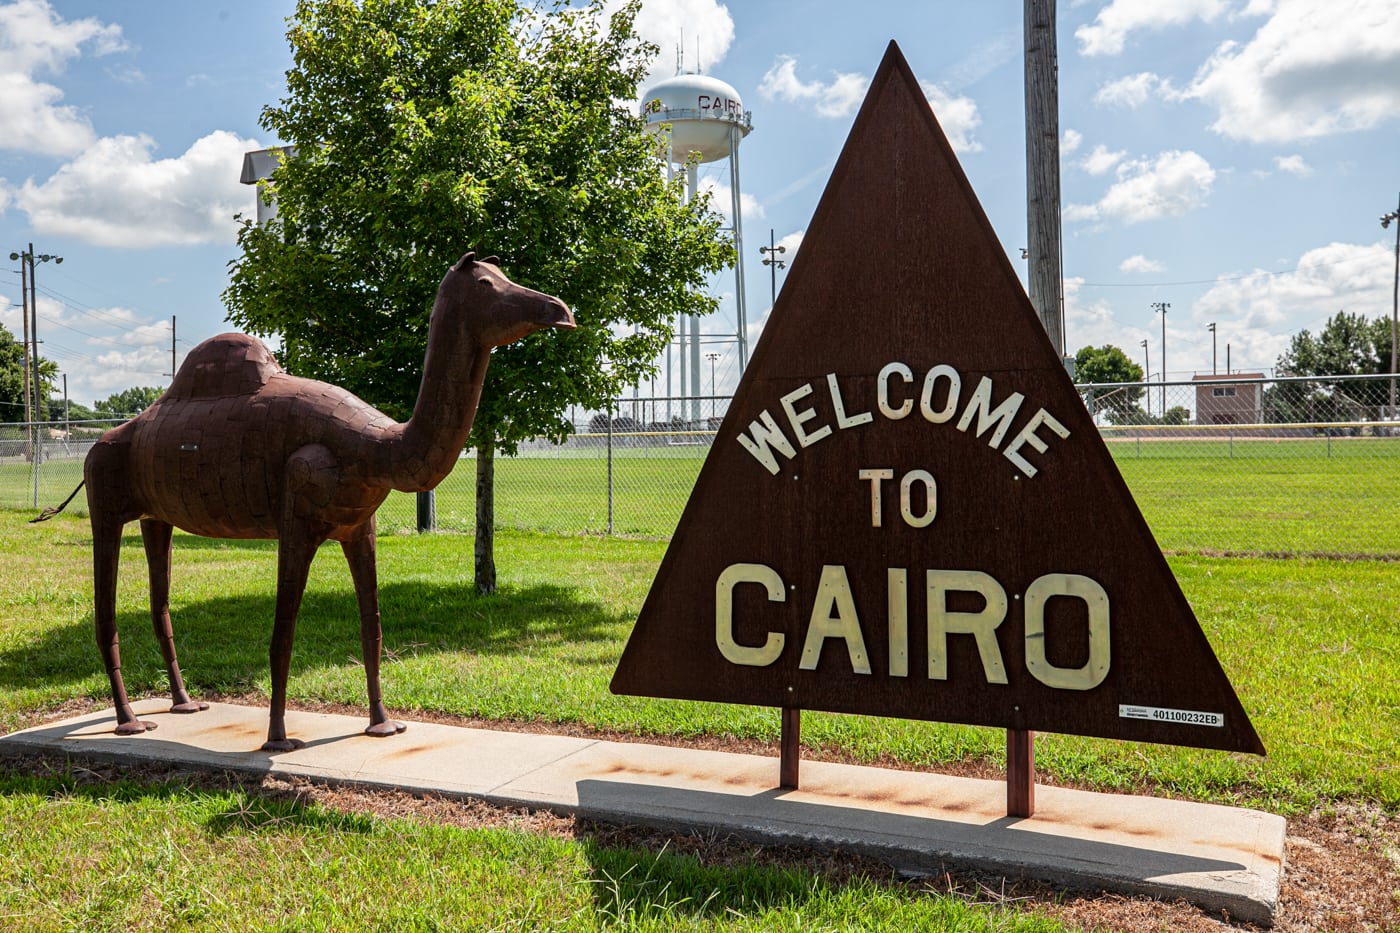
xmin=482 ymin=255 xmax=501 ymax=267
xmin=453 ymin=251 xmax=477 ymax=271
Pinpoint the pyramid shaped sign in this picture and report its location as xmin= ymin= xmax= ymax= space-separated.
xmin=612 ymin=42 xmax=1264 ymax=756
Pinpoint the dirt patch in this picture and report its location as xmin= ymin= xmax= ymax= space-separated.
xmin=6 ymin=700 xmax=1397 ymax=931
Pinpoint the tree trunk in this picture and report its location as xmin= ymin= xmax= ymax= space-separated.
xmin=474 ymin=443 xmax=496 ymax=594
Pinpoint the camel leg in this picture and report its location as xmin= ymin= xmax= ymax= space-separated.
xmin=263 ymin=524 xmax=321 ymax=752
xmin=342 ymin=520 xmax=405 ymax=738
xmin=92 ymin=510 xmax=154 ymax=735
xmin=140 ymin=519 xmax=208 ymax=715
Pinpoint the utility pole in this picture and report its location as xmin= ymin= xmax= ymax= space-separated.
xmin=9 ymin=244 xmax=62 ymax=471
xmin=170 ymin=315 xmax=177 ymax=382
xmin=1024 ymin=0 xmax=1066 ymax=362
xmin=15 ymin=255 xmax=29 ymax=429
xmin=1208 ymin=322 xmax=1217 ymax=375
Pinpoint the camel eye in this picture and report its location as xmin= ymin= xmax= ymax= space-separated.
xmin=477 ymin=276 xmax=496 ymax=288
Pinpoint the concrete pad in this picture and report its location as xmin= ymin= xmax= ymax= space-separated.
xmin=0 ymin=702 xmax=1284 ymax=926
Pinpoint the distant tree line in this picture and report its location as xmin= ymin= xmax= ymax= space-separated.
xmin=1074 ymin=310 xmax=1394 ymax=427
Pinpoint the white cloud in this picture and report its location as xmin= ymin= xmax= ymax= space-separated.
xmin=0 ymin=0 xmax=126 ymax=156
xmin=920 ymin=80 xmax=982 ymax=153
xmin=614 ymin=0 xmax=735 ymax=90
xmin=698 ymin=175 xmax=763 ymax=226
xmin=1094 ymin=71 xmax=1173 ymax=108
xmin=1081 ymin=144 xmax=1126 ymax=176
xmin=13 ymin=130 xmax=261 ymax=247
xmin=1065 ymin=150 xmax=1216 ymax=224
xmin=759 ymin=55 xmax=869 ymax=118
xmin=1061 ymin=128 xmax=1083 ymax=156
xmin=1063 ymin=276 xmax=1152 ymax=358
xmin=1119 ymin=254 xmax=1165 ymax=274
xmin=1075 ymin=0 xmax=1229 ymax=56
xmin=1193 ymin=241 xmax=1394 ymax=368
xmin=776 ymin=229 xmax=804 ymax=255
xmin=759 ymin=56 xmax=982 ymax=152
xmin=1187 ymin=0 xmax=1400 ymax=142
xmin=1273 ymin=154 xmax=1312 ymax=176
xmin=86 ymin=346 xmax=171 ymax=397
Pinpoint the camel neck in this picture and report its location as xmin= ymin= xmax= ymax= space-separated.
xmin=391 ymin=313 xmax=491 ymax=492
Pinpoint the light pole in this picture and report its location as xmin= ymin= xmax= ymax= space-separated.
xmin=8 ymin=245 xmax=62 ymax=480
xmin=1381 ymin=194 xmax=1399 ymax=420
xmin=1208 ymin=322 xmax=1217 ymax=375
xmin=1140 ymin=338 xmax=1150 ymax=418
xmin=1151 ymin=301 xmax=1169 ymax=418
xmin=705 ymin=352 xmax=720 ymax=418
xmin=759 ymin=229 xmax=786 ymax=310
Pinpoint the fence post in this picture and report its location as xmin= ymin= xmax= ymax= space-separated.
xmin=606 ymin=402 xmax=614 ymax=535
xmin=416 ymin=490 xmax=436 ymax=533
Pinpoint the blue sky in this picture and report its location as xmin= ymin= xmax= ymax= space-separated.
xmin=1 ymin=0 xmax=1397 ymax=412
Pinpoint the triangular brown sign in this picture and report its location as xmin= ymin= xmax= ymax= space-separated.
xmin=612 ymin=42 xmax=1263 ymax=756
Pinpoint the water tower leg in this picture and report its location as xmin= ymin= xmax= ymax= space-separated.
xmin=730 ymin=125 xmax=749 ymax=373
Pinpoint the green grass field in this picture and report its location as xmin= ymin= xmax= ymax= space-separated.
xmin=1 ymin=506 xmax=1398 ymax=928
xmin=9 ymin=433 xmax=1400 ymax=557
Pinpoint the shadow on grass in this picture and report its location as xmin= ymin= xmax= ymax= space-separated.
xmin=0 ymin=577 xmax=624 ymax=696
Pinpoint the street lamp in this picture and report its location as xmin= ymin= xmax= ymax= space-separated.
xmin=1208 ymin=322 xmax=1217 ymax=375
xmin=1150 ymin=301 xmax=1169 ymax=418
xmin=705 ymin=352 xmax=720 ymax=418
xmin=759 ymin=229 xmax=786 ymax=310
xmin=1381 ymin=194 xmax=1399 ymax=420
xmin=1139 ymin=338 xmax=1150 ymax=418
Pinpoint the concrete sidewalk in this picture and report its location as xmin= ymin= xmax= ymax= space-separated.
xmin=0 ymin=701 xmax=1284 ymax=925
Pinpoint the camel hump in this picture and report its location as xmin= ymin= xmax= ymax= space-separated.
xmin=166 ymin=333 xmax=283 ymax=399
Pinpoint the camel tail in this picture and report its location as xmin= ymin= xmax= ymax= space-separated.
xmin=31 ymin=481 xmax=85 ymax=523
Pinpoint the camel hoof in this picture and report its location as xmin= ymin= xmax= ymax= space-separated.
xmin=115 ymin=720 xmax=157 ymax=735
xmin=364 ymin=720 xmax=407 ymax=738
xmin=170 ymin=701 xmax=210 ymax=714
xmin=261 ymin=738 xmax=305 ymax=753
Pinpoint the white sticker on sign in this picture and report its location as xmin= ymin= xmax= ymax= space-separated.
xmin=1119 ymin=705 xmax=1224 ymax=728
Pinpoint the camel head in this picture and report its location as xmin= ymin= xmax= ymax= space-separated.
xmin=438 ymin=251 xmax=575 ymax=348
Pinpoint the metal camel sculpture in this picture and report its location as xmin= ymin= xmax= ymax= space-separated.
xmin=77 ymin=253 xmax=573 ymax=750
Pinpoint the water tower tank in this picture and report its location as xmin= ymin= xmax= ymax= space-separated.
xmin=641 ymin=73 xmax=752 ymax=164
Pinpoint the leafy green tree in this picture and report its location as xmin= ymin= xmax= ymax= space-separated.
xmin=47 ymin=398 xmax=98 ymax=423
xmin=1268 ymin=311 xmax=1392 ymax=423
xmin=1 ymin=323 xmax=58 ymax=424
xmin=1073 ymin=344 xmax=1145 ymax=423
xmin=0 ymin=325 xmax=27 ymax=423
xmin=1160 ymin=404 xmax=1190 ymax=426
xmin=224 ymin=0 xmax=729 ymax=591
xmin=93 ymin=386 xmax=165 ymax=418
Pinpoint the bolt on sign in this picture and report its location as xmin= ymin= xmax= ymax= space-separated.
xmin=611 ymin=42 xmax=1264 ymax=757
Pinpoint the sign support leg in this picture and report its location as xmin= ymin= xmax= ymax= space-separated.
xmin=779 ymin=706 xmax=801 ymax=789
xmin=1007 ymin=728 xmax=1035 ymax=817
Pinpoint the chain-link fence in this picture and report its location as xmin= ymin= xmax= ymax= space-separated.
xmin=8 ymin=375 xmax=1400 ymax=558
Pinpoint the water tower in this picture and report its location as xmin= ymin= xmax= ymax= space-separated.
xmin=640 ymin=72 xmax=752 ymax=422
